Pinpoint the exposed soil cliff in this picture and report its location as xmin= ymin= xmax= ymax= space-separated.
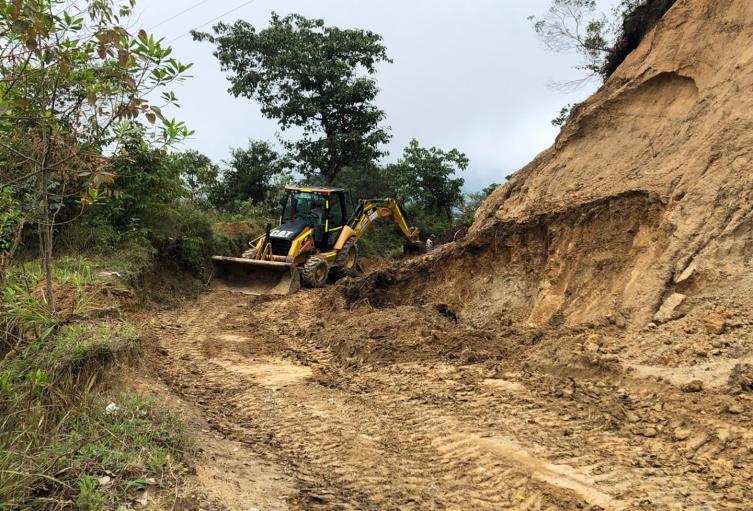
xmin=359 ymin=0 xmax=753 ymax=328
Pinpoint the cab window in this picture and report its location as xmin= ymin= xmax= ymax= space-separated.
xmin=283 ymin=192 xmax=324 ymax=223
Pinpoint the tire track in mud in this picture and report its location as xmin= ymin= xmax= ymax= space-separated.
xmin=141 ymin=291 xmax=753 ymax=510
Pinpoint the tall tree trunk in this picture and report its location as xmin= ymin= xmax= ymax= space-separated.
xmin=39 ymin=168 xmax=55 ymax=314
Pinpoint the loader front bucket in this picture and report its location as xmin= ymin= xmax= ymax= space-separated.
xmin=210 ymin=256 xmax=300 ymax=296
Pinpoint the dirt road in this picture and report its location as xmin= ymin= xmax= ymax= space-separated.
xmin=140 ymin=288 xmax=753 ymax=510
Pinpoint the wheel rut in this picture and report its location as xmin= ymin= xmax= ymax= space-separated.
xmin=139 ymin=290 xmax=753 ymax=510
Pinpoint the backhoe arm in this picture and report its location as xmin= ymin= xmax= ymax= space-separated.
xmin=350 ymin=198 xmax=421 ymax=245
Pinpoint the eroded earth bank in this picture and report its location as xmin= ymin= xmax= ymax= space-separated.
xmin=138 ymin=0 xmax=753 ymax=509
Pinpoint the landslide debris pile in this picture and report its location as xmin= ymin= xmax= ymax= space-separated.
xmin=144 ymin=3 xmax=753 ymax=508
xmin=352 ymin=0 xmax=753 ymax=330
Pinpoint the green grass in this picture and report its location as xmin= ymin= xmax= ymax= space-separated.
xmin=0 ymin=391 xmax=191 ymax=510
xmin=0 ymin=257 xmax=192 ymax=510
xmin=6 ymin=323 xmax=138 ymax=380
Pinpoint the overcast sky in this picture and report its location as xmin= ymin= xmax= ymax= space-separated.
xmin=135 ymin=0 xmax=615 ymax=191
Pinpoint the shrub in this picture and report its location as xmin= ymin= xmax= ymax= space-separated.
xmin=604 ymin=0 xmax=678 ymax=77
xmin=0 ymin=262 xmax=190 ymax=509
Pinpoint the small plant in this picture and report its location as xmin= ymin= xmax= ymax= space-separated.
xmin=148 ymin=448 xmax=169 ymax=475
xmin=552 ymin=104 xmax=576 ymax=127
xmin=76 ymin=475 xmax=105 ymax=511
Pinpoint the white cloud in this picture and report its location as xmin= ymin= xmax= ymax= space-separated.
xmin=137 ymin=0 xmax=614 ymax=190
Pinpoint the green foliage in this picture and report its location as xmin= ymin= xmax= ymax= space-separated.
xmin=386 ymin=139 xmax=467 ymax=220
xmin=551 ymin=103 xmax=575 ymax=127
xmin=194 ymin=12 xmax=392 ymax=183
xmin=76 ymin=475 xmax=105 ymax=511
xmin=104 ymin=129 xmax=186 ymax=231
xmin=356 ymin=221 xmax=405 ymax=258
xmin=531 ymin=0 xmax=676 ymax=84
xmin=0 ymin=389 xmax=190 ymax=509
xmin=0 ymin=261 xmax=190 ymax=509
xmin=56 ymin=131 xmax=229 ymax=277
xmin=209 ymin=140 xmax=291 ymax=212
xmin=147 ymin=203 xmax=220 ymax=275
xmin=459 ymin=183 xmax=499 ymax=226
xmin=332 ymin=164 xmax=393 ymax=200
xmin=0 ymin=0 xmax=194 ymax=313
xmin=37 ymin=323 xmax=137 ymax=376
xmin=0 ymin=187 xmax=21 ymax=253
xmin=166 ymin=149 xmax=220 ymax=206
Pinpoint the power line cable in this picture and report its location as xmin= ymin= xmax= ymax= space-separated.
xmin=148 ymin=0 xmax=214 ymax=31
xmin=167 ymin=0 xmax=258 ymax=44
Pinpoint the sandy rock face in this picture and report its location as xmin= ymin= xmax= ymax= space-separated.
xmin=470 ymin=0 xmax=753 ymax=326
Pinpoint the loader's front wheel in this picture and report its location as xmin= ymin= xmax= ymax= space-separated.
xmin=302 ymin=256 xmax=329 ymax=288
xmin=332 ymin=238 xmax=359 ymax=279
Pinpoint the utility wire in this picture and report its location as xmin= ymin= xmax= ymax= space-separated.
xmin=167 ymin=0 xmax=259 ymax=44
xmin=148 ymin=0 xmax=214 ymax=31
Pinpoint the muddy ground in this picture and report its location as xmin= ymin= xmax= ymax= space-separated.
xmin=134 ymin=271 xmax=753 ymax=511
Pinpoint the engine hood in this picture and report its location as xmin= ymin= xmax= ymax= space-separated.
xmin=269 ymin=217 xmax=311 ymax=241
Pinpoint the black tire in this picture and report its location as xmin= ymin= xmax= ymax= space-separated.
xmin=301 ymin=256 xmax=329 ymax=288
xmin=332 ymin=238 xmax=359 ymax=279
xmin=241 ymin=246 xmax=258 ymax=259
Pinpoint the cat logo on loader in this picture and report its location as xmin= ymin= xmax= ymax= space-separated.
xmin=211 ymin=185 xmax=422 ymax=295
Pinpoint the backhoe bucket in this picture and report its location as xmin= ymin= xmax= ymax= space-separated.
xmin=210 ymin=256 xmax=300 ymax=296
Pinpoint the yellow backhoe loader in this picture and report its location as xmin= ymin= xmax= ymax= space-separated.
xmin=211 ymin=185 xmax=421 ymax=295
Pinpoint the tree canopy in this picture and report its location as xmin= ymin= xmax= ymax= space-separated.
xmin=167 ymin=149 xmax=220 ymax=205
xmin=0 ymin=0 xmax=192 ymax=311
xmin=387 ymin=139 xmax=467 ymax=220
xmin=529 ymin=0 xmax=660 ymax=86
xmin=193 ymin=13 xmax=391 ymax=184
xmin=209 ymin=140 xmax=290 ymax=211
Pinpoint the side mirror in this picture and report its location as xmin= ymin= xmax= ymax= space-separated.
xmin=279 ymin=195 xmax=288 ymax=207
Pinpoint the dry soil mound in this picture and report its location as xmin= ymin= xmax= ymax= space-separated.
xmin=358 ymin=0 xmax=753 ymax=329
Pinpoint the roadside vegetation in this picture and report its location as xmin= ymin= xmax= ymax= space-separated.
xmin=0 ymin=257 xmax=191 ymax=509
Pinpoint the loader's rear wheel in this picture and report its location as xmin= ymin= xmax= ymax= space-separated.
xmin=302 ymin=256 xmax=329 ymax=288
xmin=241 ymin=246 xmax=258 ymax=259
xmin=332 ymin=238 xmax=359 ymax=279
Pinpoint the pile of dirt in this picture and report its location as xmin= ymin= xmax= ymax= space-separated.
xmin=358 ymin=0 xmax=753 ymax=330
xmin=347 ymin=190 xmax=669 ymax=328
xmin=138 ymin=2 xmax=753 ymax=508
xmin=211 ymin=222 xmax=255 ymax=242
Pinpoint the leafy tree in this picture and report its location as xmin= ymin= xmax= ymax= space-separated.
xmin=387 ymin=139 xmax=468 ymax=220
xmin=459 ymin=183 xmax=499 ymax=226
xmin=103 ymin=127 xmax=185 ymax=229
xmin=210 ymin=140 xmax=291 ymax=212
xmin=166 ymin=149 xmax=219 ymax=205
xmin=529 ymin=0 xmax=611 ymax=86
xmin=0 ymin=0 xmax=192 ymax=312
xmin=332 ymin=163 xmax=392 ymax=201
xmin=529 ymin=0 xmax=674 ymax=88
xmin=194 ymin=13 xmax=391 ymax=183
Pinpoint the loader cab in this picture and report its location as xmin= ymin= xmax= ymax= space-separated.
xmin=279 ymin=186 xmax=350 ymax=251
